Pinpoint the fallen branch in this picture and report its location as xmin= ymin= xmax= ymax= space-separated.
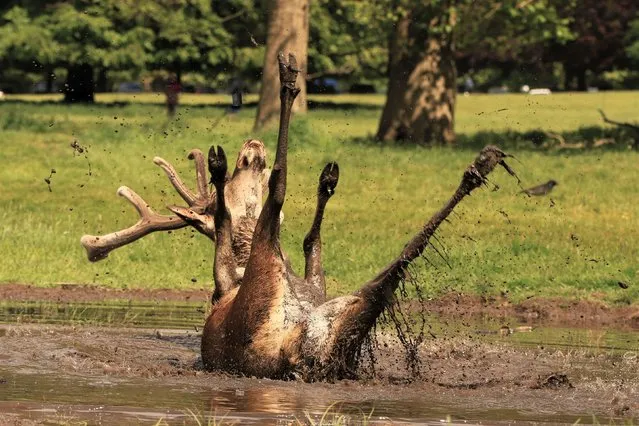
xmin=598 ymin=109 xmax=639 ymax=149
xmin=598 ymin=109 xmax=639 ymax=132
xmin=544 ymin=131 xmax=584 ymax=150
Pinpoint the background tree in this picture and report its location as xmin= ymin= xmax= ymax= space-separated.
xmin=548 ymin=0 xmax=638 ymax=91
xmin=254 ymin=0 xmax=309 ymax=130
xmin=308 ymin=0 xmax=387 ymax=88
xmin=136 ymin=0 xmax=233 ymax=85
xmin=0 ymin=2 xmax=152 ymax=102
xmin=627 ymin=17 xmax=639 ymax=65
xmin=0 ymin=0 xmax=232 ymax=101
xmin=212 ymin=0 xmax=267 ymax=87
xmin=0 ymin=4 xmax=60 ymax=93
xmin=375 ymin=0 xmax=572 ymax=145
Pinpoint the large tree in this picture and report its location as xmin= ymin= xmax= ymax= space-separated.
xmin=0 ymin=2 xmax=152 ymax=102
xmin=627 ymin=17 xmax=639 ymax=65
xmin=549 ymin=0 xmax=638 ymax=91
xmin=0 ymin=0 xmax=233 ymax=101
xmin=375 ymin=0 xmax=572 ymax=145
xmin=130 ymin=0 xmax=233 ymax=84
xmin=253 ymin=0 xmax=309 ymax=130
xmin=0 ymin=4 xmax=60 ymax=93
xmin=307 ymin=0 xmax=387 ymax=86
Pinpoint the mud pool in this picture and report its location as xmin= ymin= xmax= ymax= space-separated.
xmin=0 ymin=301 xmax=638 ymax=425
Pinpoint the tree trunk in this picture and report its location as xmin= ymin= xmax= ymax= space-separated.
xmin=96 ymin=68 xmax=108 ymax=93
xmin=376 ymin=14 xmax=456 ymax=145
xmin=577 ymin=68 xmax=587 ymax=91
xmin=563 ymin=65 xmax=574 ymax=91
xmin=64 ymin=64 xmax=95 ymax=103
xmin=253 ymin=0 xmax=309 ymax=130
xmin=45 ymin=68 xmax=54 ymax=93
xmin=174 ymin=62 xmax=182 ymax=84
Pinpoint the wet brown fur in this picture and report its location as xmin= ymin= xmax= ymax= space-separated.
xmin=83 ymin=53 xmax=517 ymax=382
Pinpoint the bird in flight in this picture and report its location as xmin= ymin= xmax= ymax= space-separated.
xmin=520 ymin=180 xmax=558 ymax=196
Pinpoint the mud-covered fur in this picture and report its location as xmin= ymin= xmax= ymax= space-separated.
xmin=82 ymin=53 xmax=516 ymax=382
xmin=199 ymin=53 xmax=517 ymax=380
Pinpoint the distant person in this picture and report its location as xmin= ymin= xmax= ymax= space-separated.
xmin=165 ymin=74 xmax=181 ymax=117
xmin=464 ymin=76 xmax=475 ymax=93
xmin=229 ymin=78 xmax=245 ymax=114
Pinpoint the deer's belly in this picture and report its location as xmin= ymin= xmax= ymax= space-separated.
xmin=228 ymin=256 xmax=302 ymax=377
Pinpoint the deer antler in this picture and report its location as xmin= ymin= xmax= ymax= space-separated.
xmin=80 ymin=152 xmax=215 ymax=262
xmin=153 ymin=149 xmax=213 ymax=209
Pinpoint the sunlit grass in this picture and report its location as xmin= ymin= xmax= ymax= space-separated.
xmin=0 ymin=93 xmax=638 ymax=304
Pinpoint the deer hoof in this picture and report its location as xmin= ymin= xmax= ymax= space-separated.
xmin=319 ymin=162 xmax=339 ymax=196
xmin=208 ymin=145 xmax=228 ymax=185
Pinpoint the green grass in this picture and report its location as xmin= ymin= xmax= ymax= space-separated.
xmin=1 ymin=92 xmax=638 ymax=304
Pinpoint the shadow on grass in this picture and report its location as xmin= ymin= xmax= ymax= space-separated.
xmin=349 ymin=126 xmax=638 ymax=155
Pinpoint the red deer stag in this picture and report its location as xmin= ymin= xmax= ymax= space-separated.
xmin=81 ymin=53 xmax=517 ymax=381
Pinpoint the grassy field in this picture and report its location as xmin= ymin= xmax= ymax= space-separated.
xmin=1 ymin=92 xmax=638 ymax=304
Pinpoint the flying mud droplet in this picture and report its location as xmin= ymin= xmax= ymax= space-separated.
xmin=70 ymin=140 xmax=85 ymax=154
xmin=44 ymin=168 xmax=56 ymax=192
xmin=498 ymin=209 xmax=512 ymax=224
xmin=70 ymin=139 xmax=92 ymax=176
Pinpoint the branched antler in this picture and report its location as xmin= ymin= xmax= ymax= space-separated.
xmin=80 ymin=152 xmax=214 ymax=262
xmin=153 ymin=149 xmax=213 ymax=209
xmin=80 ymin=186 xmax=188 ymax=262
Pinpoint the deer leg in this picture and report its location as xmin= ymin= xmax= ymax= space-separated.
xmin=207 ymin=146 xmax=240 ymax=303
xmin=295 ymin=162 xmax=339 ymax=307
xmin=251 ymin=53 xmax=300 ymax=246
xmin=358 ymin=146 xmax=517 ymax=311
xmin=215 ymin=54 xmax=302 ymax=376
xmin=284 ymin=146 xmax=518 ymax=380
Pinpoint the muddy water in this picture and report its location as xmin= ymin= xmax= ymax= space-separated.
xmin=2 ymin=301 xmax=638 ymax=353
xmin=1 ymin=302 xmax=638 ymax=425
xmin=0 ymin=300 xmax=207 ymax=329
xmin=0 ymin=364 xmax=608 ymax=425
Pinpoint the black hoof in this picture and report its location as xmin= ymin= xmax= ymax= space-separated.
xmin=208 ymin=145 xmax=227 ymax=185
xmin=319 ymin=162 xmax=339 ymax=196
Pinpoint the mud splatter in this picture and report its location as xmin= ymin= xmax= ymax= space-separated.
xmin=70 ymin=139 xmax=92 ymax=176
xmin=43 ymin=168 xmax=56 ymax=192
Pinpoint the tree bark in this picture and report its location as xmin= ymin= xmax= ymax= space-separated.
xmin=577 ymin=68 xmax=587 ymax=91
xmin=563 ymin=65 xmax=574 ymax=91
xmin=64 ymin=64 xmax=95 ymax=103
xmin=45 ymin=68 xmax=54 ymax=93
xmin=376 ymin=13 xmax=456 ymax=145
xmin=96 ymin=68 xmax=108 ymax=93
xmin=253 ymin=0 xmax=309 ymax=130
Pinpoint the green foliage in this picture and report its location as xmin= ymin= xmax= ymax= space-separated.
xmin=0 ymin=2 xmax=153 ymax=72
xmin=0 ymin=0 xmax=235 ymax=81
xmin=305 ymin=0 xmax=574 ymax=89
xmin=455 ymin=0 xmax=574 ymax=57
xmin=626 ymin=18 xmax=639 ymax=64
xmin=0 ymin=6 xmax=59 ymax=66
xmin=309 ymin=0 xmax=387 ymax=82
xmin=127 ymin=0 xmax=233 ymax=76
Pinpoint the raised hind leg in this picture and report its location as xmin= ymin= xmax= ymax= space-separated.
xmin=206 ymin=145 xmax=241 ymax=303
xmin=284 ymin=146 xmax=518 ymax=381
xmin=295 ymin=162 xmax=339 ymax=307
